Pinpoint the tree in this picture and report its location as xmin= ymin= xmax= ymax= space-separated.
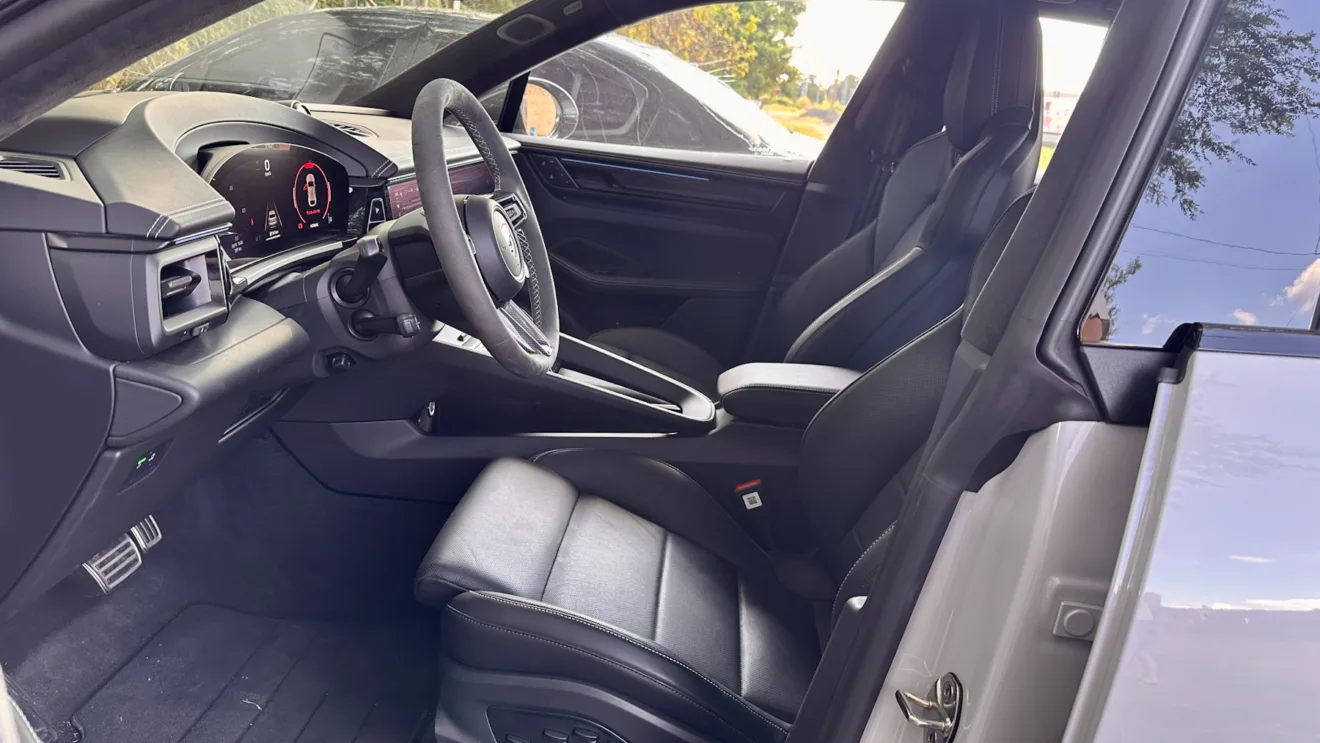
xmin=1148 ymin=0 xmax=1320 ymax=217
xmin=1101 ymin=256 xmax=1142 ymax=332
xmin=620 ymin=1 xmax=803 ymax=100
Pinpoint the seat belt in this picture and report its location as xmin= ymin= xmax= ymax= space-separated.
xmin=849 ymin=57 xmax=942 ymax=234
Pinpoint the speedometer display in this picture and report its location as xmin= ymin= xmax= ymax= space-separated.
xmin=203 ymin=143 xmax=350 ymax=261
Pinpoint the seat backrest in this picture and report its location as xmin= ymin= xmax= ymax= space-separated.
xmin=794 ymin=189 xmax=1034 ymax=621
xmin=758 ymin=0 xmax=1041 ymax=372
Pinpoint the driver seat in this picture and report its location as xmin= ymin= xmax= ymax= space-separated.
xmin=414 ymin=175 xmax=1033 ymax=743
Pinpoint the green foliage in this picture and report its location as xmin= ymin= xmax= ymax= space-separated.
xmin=1149 ymin=0 xmax=1320 ymax=217
xmin=621 ymin=1 xmax=804 ymax=100
xmin=1102 ymin=256 xmax=1142 ymax=329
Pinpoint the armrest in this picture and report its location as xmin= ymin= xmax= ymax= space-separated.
xmin=717 ymin=363 xmax=861 ymax=428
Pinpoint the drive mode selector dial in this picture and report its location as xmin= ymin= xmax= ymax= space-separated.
xmin=462 ymin=196 xmax=526 ymax=302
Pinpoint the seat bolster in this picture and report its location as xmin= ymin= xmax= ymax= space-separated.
xmin=414 ymin=458 xmax=578 ymax=607
xmin=589 ymin=327 xmax=726 ymax=398
xmin=534 ymin=449 xmax=777 ymax=584
xmin=443 ymin=591 xmax=792 ymax=743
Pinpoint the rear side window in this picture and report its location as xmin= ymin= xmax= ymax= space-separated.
xmin=1085 ymin=0 xmax=1320 ymax=346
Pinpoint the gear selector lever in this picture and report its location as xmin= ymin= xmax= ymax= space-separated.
xmin=335 ymin=235 xmax=386 ymax=305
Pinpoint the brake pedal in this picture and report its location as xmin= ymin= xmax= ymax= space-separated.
xmin=82 ymin=535 xmax=142 ymax=593
xmin=129 ymin=515 xmax=163 ymax=552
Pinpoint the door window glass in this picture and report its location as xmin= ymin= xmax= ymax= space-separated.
xmin=1085 ymin=0 xmax=1320 ymax=346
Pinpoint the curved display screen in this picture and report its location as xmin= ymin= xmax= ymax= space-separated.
xmin=387 ymin=161 xmax=495 ymax=219
xmin=205 ymin=143 xmax=350 ymax=261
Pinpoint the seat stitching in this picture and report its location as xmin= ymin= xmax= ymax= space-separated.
xmin=478 ymin=592 xmax=788 ymax=733
xmin=446 ymin=606 xmax=770 ymax=743
xmin=538 ymin=490 xmax=582 ymax=601
xmin=832 ymin=521 xmax=897 ymax=619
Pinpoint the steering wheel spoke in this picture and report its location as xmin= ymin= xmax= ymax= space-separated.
xmin=498 ymin=301 xmax=554 ymax=357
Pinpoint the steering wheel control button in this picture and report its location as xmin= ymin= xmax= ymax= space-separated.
xmin=571 ymin=729 xmax=600 ymax=743
xmin=542 ymin=730 xmax=569 ymax=743
xmin=464 ymin=195 xmax=527 ymax=301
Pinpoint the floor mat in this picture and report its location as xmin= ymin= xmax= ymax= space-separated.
xmin=73 ymin=605 xmax=437 ymax=743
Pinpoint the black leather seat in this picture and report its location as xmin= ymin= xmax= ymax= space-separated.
xmin=591 ymin=3 xmax=1041 ymax=398
xmin=417 ymin=186 xmax=1035 ymax=743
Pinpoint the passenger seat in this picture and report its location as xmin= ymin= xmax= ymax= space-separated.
xmin=592 ymin=2 xmax=1041 ymax=397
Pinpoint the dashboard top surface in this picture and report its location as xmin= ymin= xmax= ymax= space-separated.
xmin=0 ymin=91 xmax=512 ymax=244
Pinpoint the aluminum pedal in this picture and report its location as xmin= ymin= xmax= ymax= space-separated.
xmin=129 ymin=515 xmax=163 ymax=552
xmin=82 ymin=535 xmax=142 ymax=594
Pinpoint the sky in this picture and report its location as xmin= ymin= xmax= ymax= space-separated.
xmin=1104 ymin=0 xmax=1320 ymax=345
xmin=789 ymin=0 xmax=1109 ymax=94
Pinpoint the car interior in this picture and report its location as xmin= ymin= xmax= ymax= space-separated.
xmin=0 ymin=0 xmax=1184 ymax=740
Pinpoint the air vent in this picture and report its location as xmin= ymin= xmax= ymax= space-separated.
xmin=327 ymin=121 xmax=375 ymax=137
xmin=0 ymin=155 xmax=64 ymax=179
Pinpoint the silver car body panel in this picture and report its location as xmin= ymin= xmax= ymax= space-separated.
xmin=1063 ymin=348 xmax=1320 ymax=742
xmin=860 ymin=421 xmax=1146 ymax=743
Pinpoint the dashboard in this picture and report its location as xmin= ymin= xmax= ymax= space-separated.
xmin=0 ymin=90 xmax=513 ymax=618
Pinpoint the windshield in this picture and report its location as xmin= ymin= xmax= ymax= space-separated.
xmin=86 ymin=0 xmax=529 ymax=102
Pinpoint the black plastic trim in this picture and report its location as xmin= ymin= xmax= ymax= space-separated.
xmin=1172 ymin=322 xmax=1320 ymax=358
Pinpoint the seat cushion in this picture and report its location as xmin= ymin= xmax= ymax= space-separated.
xmin=417 ymin=451 xmax=820 ymax=743
xmin=589 ymin=327 xmax=727 ymax=398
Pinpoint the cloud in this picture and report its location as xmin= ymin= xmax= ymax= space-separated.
xmin=1231 ymin=309 xmax=1258 ymax=325
xmin=1141 ymin=314 xmax=1168 ymax=335
xmin=1228 ymin=555 xmax=1275 ymax=564
xmin=1243 ymin=598 xmax=1320 ymax=611
xmin=1279 ymin=258 xmax=1320 ymax=311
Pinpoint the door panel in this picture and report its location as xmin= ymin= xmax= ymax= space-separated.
xmin=512 ymin=136 xmax=808 ymax=363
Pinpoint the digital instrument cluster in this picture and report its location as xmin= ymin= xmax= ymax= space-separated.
xmin=204 ymin=143 xmax=351 ymax=261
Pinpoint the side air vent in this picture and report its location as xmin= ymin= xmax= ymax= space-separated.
xmin=327 ymin=121 xmax=375 ymax=137
xmin=159 ymin=246 xmax=228 ymax=338
xmin=0 ymin=155 xmax=64 ymax=179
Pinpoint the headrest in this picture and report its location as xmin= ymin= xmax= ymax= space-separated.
xmin=944 ymin=0 xmax=1041 ymax=151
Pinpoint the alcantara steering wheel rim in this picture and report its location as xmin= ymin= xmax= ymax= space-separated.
xmin=411 ymin=78 xmax=560 ymax=377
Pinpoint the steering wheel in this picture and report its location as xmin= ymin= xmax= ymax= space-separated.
xmin=411 ymin=78 xmax=559 ymax=377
